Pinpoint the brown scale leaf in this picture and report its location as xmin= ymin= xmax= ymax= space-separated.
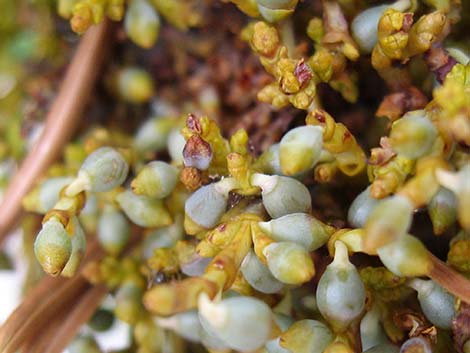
xmin=376 ymin=86 xmax=428 ymax=122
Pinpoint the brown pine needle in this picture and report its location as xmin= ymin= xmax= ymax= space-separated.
xmin=0 ymin=240 xmax=103 ymax=353
xmin=42 ymin=285 xmax=108 ymax=353
xmin=20 ymin=306 xmax=67 ymax=353
xmin=0 ymin=276 xmax=62 ymax=347
xmin=0 ymin=21 xmax=113 ymax=248
xmin=428 ymin=252 xmax=470 ymax=304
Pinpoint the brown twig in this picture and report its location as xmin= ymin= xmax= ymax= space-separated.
xmin=0 ymin=21 xmax=113 ymax=248
xmin=428 ymin=252 xmax=470 ymax=304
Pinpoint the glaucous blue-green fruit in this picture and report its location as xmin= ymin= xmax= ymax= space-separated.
xmin=351 ymin=0 xmax=410 ymax=54
xmin=68 ymin=335 xmax=102 ymax=353
xmin=251 ymin=173 xmax=312 ymax=218
xmin=34 ymin=217 xmax=72 ymax=276
xmin=97 ymin=205 xmax=130 ymax=256
xmin=116 ymin=189 xmax=172 ymax=228
xmin=167 ymin=128 xmax=186 ymax=165
xmin=199 ymin=323 xmax=230 ymax=351
xmin=133 ymin=117 xmax=175 ymax=155
xmin=241 ymin=250 xmax=284 ymax=294
xmin=22 ymin=176 xmax=74 ymax=214
xmin=198 ymin=293 xmax=273 ymax=352
xmin=66 ymin=147 xmax=129 ymax=196
xmin=116 ymin=67 xmax=155 ymax=104
xmin=436 ymin=165 xmax=470 ymax=230
xmin=115 ymin=281 xmax=144 ymax=325
xmin=351 ymin=4 xmax=390 ymax=53
xmin=266 ymin=337 xmax=291 ymax=353
xmin=316 ymin=241 xmax=366 ymax=331
xmin=389 ymin=110 xmax=437 ymax=159
xmin=348 ymin=186 xmax=379 ymax=228
xmin=273 ymin=313 xmax=294 ymax=331
xmin=263 ymin=242 xmax=315 ymax=285
xmin=256 ymin=0 xmax=298 ymax=22
xmin=131 ymin=161 xmax=179 ymax=198
xmin=377 ymin=234 xmax=432 ymax=277
xmin=399 ymin=336 xmax=432 ymax=353
xmin=279 ymin=125 xmax=323 ymax=176
xmin=61 ymin=216 xmax=87 ymax=278
xmin=428 ymin=187 xmax=457 ymax=235
xmin=407 ymin=279 xmax=456 ymax=329
xmin=142 ymin=218 xmax=184 ymax=259
xmin=258 ymin=213 xmax=331 ymax=251
xmin=364 ymin=195 xmax=414 ymax=252
xmin=256 ymin=143 xmax=283 ymax=175
xmin=363 ymin=344 xmax=400 ymax=353
xmin=265 ymin=314 xmax=294 ymax=353
xmin=360 ymin=304 xmax=388 ymax=351
xmin=279 ymin=320 xmax=333 ymax=353
xmin=124 ymin=0 xmax=160 ymax=49
xmin=79 ymin=193 xmax=99 ymax=234
xmin=156 ymin=310 xmax=202 ymax=343
xmin=184 ymin=180 xmax=235 ymax=231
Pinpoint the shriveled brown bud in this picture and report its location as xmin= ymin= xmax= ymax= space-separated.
xmin=183 ymin=135 xmax=213 ymax=170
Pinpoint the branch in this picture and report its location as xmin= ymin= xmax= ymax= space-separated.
xmin=0 ymin=21 xmax=113 ymax=248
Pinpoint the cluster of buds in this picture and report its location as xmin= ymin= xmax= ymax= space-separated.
xmin=58 ymin=0 xmax=202 ymax=48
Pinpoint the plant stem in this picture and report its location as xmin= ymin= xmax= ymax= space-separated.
xmin=0 ymin=21 xmax=113 ymax=248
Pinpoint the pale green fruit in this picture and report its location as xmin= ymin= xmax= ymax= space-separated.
xmin=348 ymin=186 xmax=379 ymax=228
xmin=167 ymin=128 xmax=186 ymax=165
xmin=241 ymin=250 xmax=284 ymax=294
xmin=360 ymin=305 xmax=388 ymax=351
xmin=67 ymin=147 xmax=129 ymax=195
xmin=61 ymin=216 xmax=87 ymax=278
xmin=280 ymin=320 xmax=333 ymax=353
xmin=134 ymin=117 xmax=175 ymax=155
xmin=351 ymin=0 xmax=412 ymax=54
xmin=251 ymin=173 xmax=312 ymax=218
xmin=97 ymin=205 xmax=130 ymax=256
xmin=116 ymin=189 xmax=172 ymax=228
xmin=115 ymin=281 xmax=144 ymax=325
xmin=131 ymin=161 xmax=179 ymax=198
xmin=256 ymin=0 xmax=298 ymax=22
xmin=125 ymin=0 xmax=160 ymax=49
xmin=34 ymin=217 xmax=72 ymax=276
xmin=156 ymin=310 xmax=202 ymax=343
xmin=428 ymin=187 xmax=457 ymax=235
xmin=23 ymin=176 xmax=74 ymax=214
xmin=263 ymin=242 xmax=315 ymax=285
xmin=116 ymin=67 xmax=155 ymax=104
xmin=316 ymin=241 xmax=366 ymax=331
xmin=377 ymin=234 xmax=432 ymax=277
xmin=279 ymin=126 xmax=323 ymax=176
xmin=389 ymin=110 xmax=437 ymax=159
xmin=198 ymin=293 xmax=273 ymax=352
xmin=408 ymin=279 xmax=456 ymax=329
xmin=184 ymin=180 xmax=236 ymax=230
xmin=364 ymin=195 xmax=414 ymax=252
xmin=259 ymin=213 xmax=331 ymax=251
